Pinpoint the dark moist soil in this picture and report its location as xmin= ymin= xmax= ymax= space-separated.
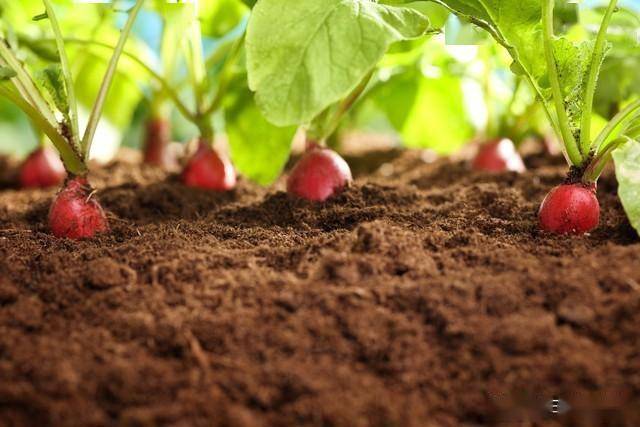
xmin=1 ymin=150 xmax=640 ymax=427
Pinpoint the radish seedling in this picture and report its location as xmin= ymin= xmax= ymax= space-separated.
xmin=30 ymin=2 xmax=243 ymax=190
xmin=0 ymin=0 xmax=143 ymax=238
xmin=62 ymin=0 xmax=295 ymax=188
xmin=430 ymin=0 xmax=640 ymax=234
xmin=165 ymin=1 xmax=238 ymax=190
xmin=247 ymin=0 xmax=436 ymax=201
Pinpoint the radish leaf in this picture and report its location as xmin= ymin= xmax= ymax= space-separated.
xmin=552 ymin=38 xmax=601 ymax=142
xmin=226 ymin=90 xmax=297 ymax=185
xmin=246 ymin=0 xmax=433 ymax=126
xmin=613 ymin=139 xmax=640 ymax=235
xmin=37 ymin=65 xmax=69 ymax=119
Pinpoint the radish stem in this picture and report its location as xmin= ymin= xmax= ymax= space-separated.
xmin=185 ymin=2 xmax=207 ymax=114
xmin=56 ymin=38 xmax=197 ymax=124
xmin=43 ymin=0 xmax=80 ymax=151
xmin=579 ymin=0 xmax=618 ymax=156
xmin=202 ymin=33 xmax=245 ymax=118
xmin=542 ymin=0 xmax=582 ymax=166
xmin=593 ymin=99 xmax=640 ymax=154
xmin=584 ymin=136 xmax=628 ymax=182
xmin=0 ymin=85 xmax=85 ymax=174
xmin=81 ymin=0 xmax=144 ymax=161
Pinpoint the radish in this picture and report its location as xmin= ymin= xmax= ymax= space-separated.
xmin=287 ymin=144 xmax=352 ymax=201
xmin=0 ymin=0 xmax=144 ymax=239
xmin=19 ymin=146 xmax=66 ymax=188
xmin=143 ymin=118 xmax=176 ymax=170
xmin=538 ymin=183 xmax=600 ymax=234
xmin=471 ymin=138 xmax=526 ymax=173
xmin=181 ymin=141 xmax=236 ymax=191
xmin=428 ymin=0 xmax=640 ymax=235
xmin=49 ymin=177 xmax=108 ymax=239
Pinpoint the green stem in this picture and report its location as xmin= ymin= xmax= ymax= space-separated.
xmin=593 ymin=98 xmax=640 ymax=154
xmin=482 ymin=43 xmax=496 ymax=137
xmin=583 ymin=136 xmax=627 ymax=182
xmin=201 ymin=33 xmax=245 ymax=118
xmin=196 ymin=116 xmax=214 ymax=143
xmin=43 ymin=0 xmax=80 ymax=149
xmin=81 ymin=0 xmax=144 ymax=161
xmin=57 ymin=38 xmax=197 ymax=123
xmin=579 ymin=0 xmax=617 ymax=156
xmin=624 ymin=123 xmax=640 ymax=140
xmin=186 ymin=4 xmax=207 ymax=114
xmin=318 ymin=70 xmax=374 ymax=141
xmin=0 ymin=84 xmax=85 ymax=174
xmin=542 ymin=0 xmax=582 ymax=165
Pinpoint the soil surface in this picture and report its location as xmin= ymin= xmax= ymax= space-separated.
xmin=1 ymin=150 xmax=639 ymax=427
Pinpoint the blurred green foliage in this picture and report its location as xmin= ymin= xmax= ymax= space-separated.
xmin=0 ymin=0 xmax=638 ymax=171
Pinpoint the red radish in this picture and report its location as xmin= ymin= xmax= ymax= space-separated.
xmin=143 ymin=118 xmax=176 ymax=170
xmin=472 ymin=138 xmax=526 ymax=173
xmin=48 ymin=177 xmax=109 ymax=239
xmin=181 ymin=141 xmax=236 ymax=191
xmin=538 ymin=183 xmax=600 ymax=234
xmin=287 ymin=146 xmax=352 ymax=202
xmin=19 ymin=147 xmax=66 ymax=188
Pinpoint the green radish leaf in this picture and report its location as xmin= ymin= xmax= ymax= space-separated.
xmin=552 ymin=38 xmax=600 ymax=142
xmin=225 ymin=90 xmax=297 ymax=185
xmin=423 ymin=0 xmax=614 ymax=154
xmin=425 ymin=0 xmax=545 ymax=97
xmin=0 ymin=65 xmax=16 ymax=80
xmin=612 ymin=139 xmax=640 ymax=236
xmin=246 ymin=0 xmax=433 ymax=126
xmin=36 ymin=65 xmax=69 ymax=117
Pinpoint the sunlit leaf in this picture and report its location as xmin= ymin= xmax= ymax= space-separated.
xmin=246 ymin=0 xmax=433 ymax=126
xmin=613 ymin=139 xmax=640 ymax=236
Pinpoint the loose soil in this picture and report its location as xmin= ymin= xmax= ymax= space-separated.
xmin=1 ymin=149 xmax=639 ymax=427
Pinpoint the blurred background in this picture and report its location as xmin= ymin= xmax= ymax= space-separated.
xmin=0 ymin=0 xmax=638 ymax=164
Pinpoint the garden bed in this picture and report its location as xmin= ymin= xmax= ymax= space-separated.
xmin=1 ymin=150 xmax=639 ymax=426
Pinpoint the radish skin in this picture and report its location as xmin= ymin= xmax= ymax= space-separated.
xmin=287 ymin=146 xmax=352 ymax=202
xmin=19 ymin=147 xmax=66 ymax=188
xmin=472 ymin=138 xmax=526 ymax=173
xmin=48 ymin=177 xmax=108 ymax=239
xmin=181 ymin=141 xmax=236 ymax=191
xmin=538 ymin=183 xmax=600 ymax=234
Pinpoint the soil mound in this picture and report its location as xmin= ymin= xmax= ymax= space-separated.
xmin=1 ymin=151 xmax=639 ymax=426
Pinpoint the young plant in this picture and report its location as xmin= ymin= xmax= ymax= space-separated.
xmin=246 ymin=0 xmax=437 ymax=201
xmin=470 ymin=43 xmax=527 ymax=173
xmin=0 ymin=0 xmax=143 ymax=238
xmin=138 ymin=2 xmax=188 ymax=170
xmin=62 ymin=0 xmax=295 ymax=189
xmin=427 ymin=0 xmax=640 ymax=234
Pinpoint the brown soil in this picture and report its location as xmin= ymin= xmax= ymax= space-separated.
xmin=1 ymin=150 xmax=639 ymax=427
